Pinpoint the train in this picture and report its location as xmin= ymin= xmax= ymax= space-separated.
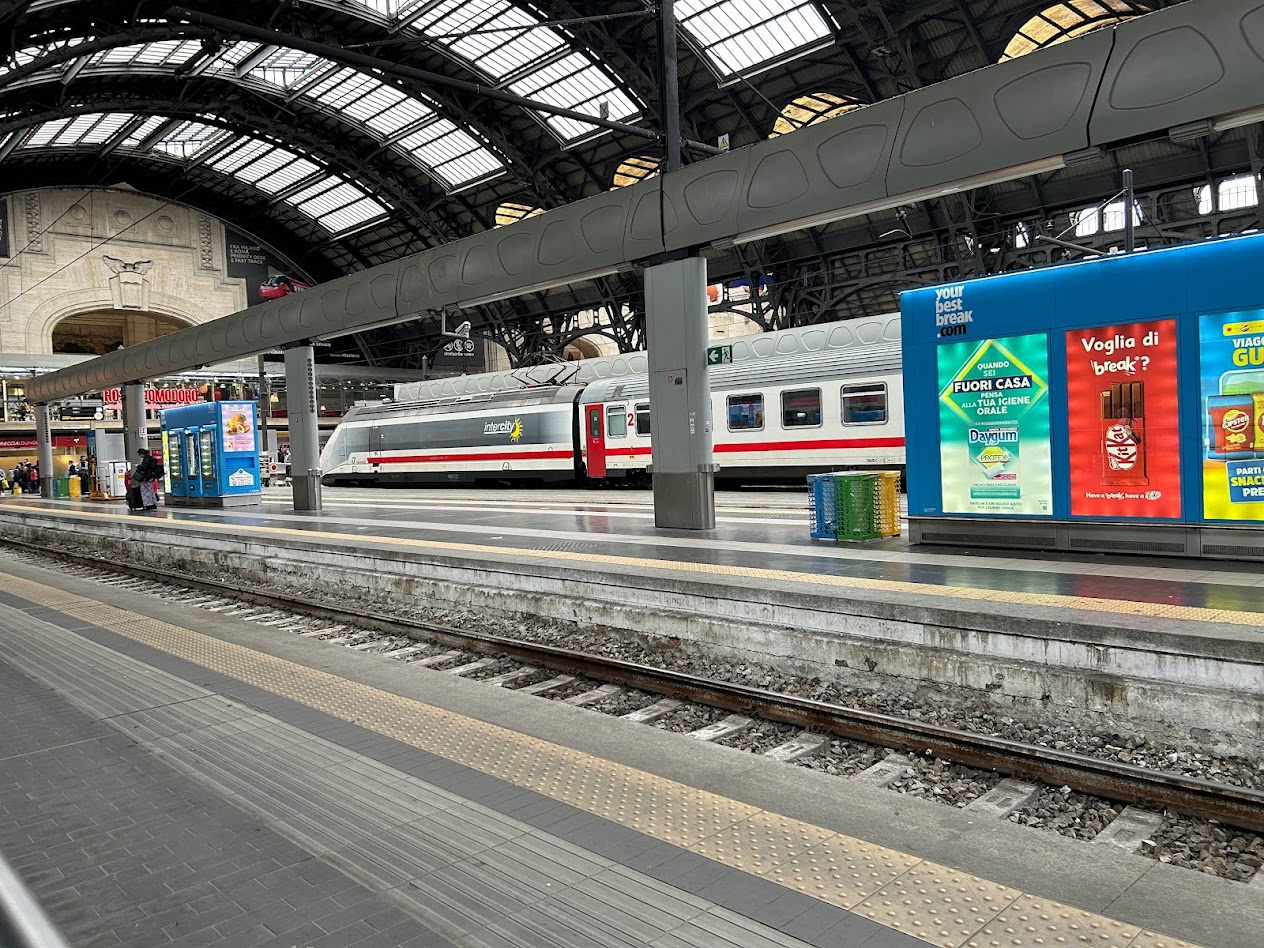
xmin=319 ymin=314 xmax=905 ymax=487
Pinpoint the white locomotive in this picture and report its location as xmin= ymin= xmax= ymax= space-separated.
xmin=319 ymin=315 xmax=905 ymax=486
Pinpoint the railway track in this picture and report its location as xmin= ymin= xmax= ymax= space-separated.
xmin=12 ymin=537 xmax=1264 ymax=841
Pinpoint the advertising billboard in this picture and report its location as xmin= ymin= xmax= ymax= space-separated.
xmin=1199 ymin=311 xmax=1264 ymax=520
xmin=219 ymin=402 xmax=257 ymax=455
xmin=1064 ymin=318 xmax=1181 ymax=518
xmin=936 ymin=333 xmax=1051 ymax=515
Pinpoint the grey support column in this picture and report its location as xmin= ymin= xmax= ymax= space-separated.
xmin=121 ymin=382 xmax=147 ymax=461
xmin=283 ymin=345 xmax=322 ymax=511
xmin=35 ymin=404 xmax=54 ymax=498
xmin=646 ymin=256 xmax=715 ymax=530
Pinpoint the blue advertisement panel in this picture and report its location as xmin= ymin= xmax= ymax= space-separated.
xmin=936 ymin=334 xmax=1052 ymax=515
xmin=1199 ymin=311 xmax=1264 ymax=520
xmin=903 ymin=232 xmax=1264 ymax=531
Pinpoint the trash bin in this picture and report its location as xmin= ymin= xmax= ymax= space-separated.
xmin=834 ymin=472 xmax=882 ymax=542
xmin=807 ymin=473 xmax=838 ymax=539
xmin=68 ymin=476 xmax=81 ymax=498
xmin=53 ymin=477 xmax=71 ymax=498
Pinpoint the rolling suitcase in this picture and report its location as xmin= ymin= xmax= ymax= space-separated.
xmin=127 ymin=486 xmax=143 ymax=510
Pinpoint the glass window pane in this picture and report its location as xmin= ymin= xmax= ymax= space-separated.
xmin=635 ymin=403 xmax=651 ymax=436
xmin=842 ymin=384 xmax=887 ymax=425
xmin=781 ymin=388 xmax=821 ymax=428
xmin=606 ymin=406 xmax=627 ymax=438
xmin=727 ymin=393 xmax=764 ymax=431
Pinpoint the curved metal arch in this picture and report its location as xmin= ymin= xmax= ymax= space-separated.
xmin=0 ymin=102 xmax=461 ymax=248
xmin=0 ymin=22 xmax=594 ymax=216
xmin=0 ymin=96 xmax=469 ymax=245
xmin=2 ymin=68 xmax=487 ymax=219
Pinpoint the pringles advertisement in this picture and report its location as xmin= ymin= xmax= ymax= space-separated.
xmin=1200 ymin=311 xmax=1264 ymax=520
xmin=1065 ymin=319 xmax=1181 ymax=518
xmin=937 ymin=333 xmax=1052 ymax=515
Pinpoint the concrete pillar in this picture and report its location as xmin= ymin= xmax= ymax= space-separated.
xmin=646 ymin=256 xmax=715 ymax=529
xmin=121 ymin=382 xmax=147 ymax=462
xmin=284 ymin=345 xmax=322 ymax=511
xmin=35 ymin=404 xmax=54 ymax=499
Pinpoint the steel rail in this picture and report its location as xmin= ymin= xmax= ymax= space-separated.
xmin=14 ymin=538 xmax=1264 ymax=833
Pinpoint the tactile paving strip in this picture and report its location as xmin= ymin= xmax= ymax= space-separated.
xmin=18 ymin=507 xmax=1264 ymax=628
xmin=0 ymin=570 xmax=1206 ymax=948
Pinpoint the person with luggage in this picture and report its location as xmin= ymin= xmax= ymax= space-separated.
xmin=133 ymin=448 xmax=163 ymax=510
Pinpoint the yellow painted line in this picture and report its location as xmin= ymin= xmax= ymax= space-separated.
xmin=0 ymin=569 xmax=1204 ymax=948
xmin=9 ymin=506 xmax=1264 ymax=629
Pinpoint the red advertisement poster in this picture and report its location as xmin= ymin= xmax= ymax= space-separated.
xmin=1065 ymin=318 xmax=1181 ymax=518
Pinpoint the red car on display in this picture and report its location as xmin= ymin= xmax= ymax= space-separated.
xmin=259 ymin=275 xmax=310 ymax=300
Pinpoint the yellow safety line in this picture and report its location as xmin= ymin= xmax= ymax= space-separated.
xmin=11 ymin=506 xmax=1264 ymax=629
xmin=0 ymin=569 xmax=1201 ymax=948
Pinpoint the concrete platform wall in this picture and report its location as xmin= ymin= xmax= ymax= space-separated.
xmin=4 ymin=508 xmax=1261 ymax=756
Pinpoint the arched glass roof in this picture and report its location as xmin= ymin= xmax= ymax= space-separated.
xmin=3 ymin=112 xmax=390 ymax=234
xmin=1 ymin=38 xmax=505 ymax=189
xmin=676 ymin=1 xmax=833 ymax=76
xmin=770 ymin=92 xmax=861 ymax=138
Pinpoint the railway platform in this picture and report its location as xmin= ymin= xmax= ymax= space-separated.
xmin=0 ymin=551 xmax=1256 ymax=948
xmin=0 ymin=487 xmax=1260 ymax=753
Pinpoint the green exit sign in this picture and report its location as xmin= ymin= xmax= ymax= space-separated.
xmin=706 ymin=345 xmax=732 ymax=366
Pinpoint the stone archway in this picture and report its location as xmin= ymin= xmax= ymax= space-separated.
xmin=563 ymin=334 xmax=612 ymax=361
xmin=52 ymin=310 xmax=190 ymax=355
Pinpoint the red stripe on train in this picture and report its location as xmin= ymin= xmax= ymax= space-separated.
xmin=367 ymin=449 xmax=572 ymax=464
xmin=610 ymin=437 xmax=904 ymax=457
xmin=368 ymin=436 xmax=904 ymax=465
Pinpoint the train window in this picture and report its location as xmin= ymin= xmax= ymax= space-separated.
xmin=727 ymin=393 xmax=764 ymax=431
xmin=344 ymin=426 xmax=370 ymax=454
xmin=381 ymin=423 xmax=421 ymax=450
xmin=841 ymin=383 xmax=888 ymax=425
xmin=781 ymin=388 xmax=821 ymax=428
xmin=607 ymin=405 xmax=628 ymax=438
xmin=635 ymin=403 xmax=651 ymax=435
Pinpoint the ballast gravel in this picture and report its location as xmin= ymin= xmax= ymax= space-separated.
xmin=1140 ymin=815 xmax=1264 ymax=882
xmin=1009 ymin=787 xmax=1123 ymax=840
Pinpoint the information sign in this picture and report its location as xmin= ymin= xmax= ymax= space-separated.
xmin=706 ymin=345 xmax=732 ymax=366
xmin=1199 ymin=311 xmax=1264 ymax=520
xmin=936 ymin=333 xmax=1051 ymax=515
xmin=1064 ymin=318 xmax=1181 ymax=518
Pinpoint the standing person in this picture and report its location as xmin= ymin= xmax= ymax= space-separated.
xmin=134 ymin=448 xmax=163 ymax=510
xmin=79 ymin=456 xmax=90 ymax=496
xmin=28 ymin=462 xmax=38 ymax=493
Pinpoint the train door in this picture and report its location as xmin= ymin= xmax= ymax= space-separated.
xmin=369 ymin=425 xmax=382 ymax=476
xmin=584 ymin=405 xmax=606 ymax=477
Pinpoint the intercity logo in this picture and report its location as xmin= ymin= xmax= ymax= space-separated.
xmin=934 ymin=284 xmax=973 ymax=338
xmin=484 ymin=417 xmax=524 ymax=442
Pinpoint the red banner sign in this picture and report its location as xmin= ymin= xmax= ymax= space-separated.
xmin=0 ymin=438 xmax=35 ymax=450
xmin=102 ymin=387 xmax=201 ymax=408
xmin=1064 ymin=318 xmax=1182 ymax=518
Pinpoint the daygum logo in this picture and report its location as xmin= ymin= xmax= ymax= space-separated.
xmin=484 ymin=417 xmax=524 ymax=441
xmin=968 ymin=427 xmax=1019 ymax=445
xmin=934 ymin=284 xmax=972 ymax=337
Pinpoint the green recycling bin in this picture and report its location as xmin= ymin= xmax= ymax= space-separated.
xmin=53 ymin=477 xmax=71 ymax=498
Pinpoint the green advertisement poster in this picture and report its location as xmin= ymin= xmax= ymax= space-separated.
xmin=937 ymin=333 xmax=1052 ymax=515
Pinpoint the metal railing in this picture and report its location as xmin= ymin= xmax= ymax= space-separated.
xmin=0 ymin=850 xmax=70 ymax=948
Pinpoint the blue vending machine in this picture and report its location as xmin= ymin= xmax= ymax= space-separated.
xmin=160 ymin=402 xmax=262 ymax=507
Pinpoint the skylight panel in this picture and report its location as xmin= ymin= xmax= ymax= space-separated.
xmin=676 ymin=0 xmax=832 ymax=75
xmin=318 ymin=198 xmax=388 ymax=233
xmin=255 ymin=155 xmax=322 ymax=194
xmin=412 ymin=0 xmax=565 ymax=79
xmin=509 ymin=53 xmax=638 ymax=139
xmin=75 ymin=112 xmax=134 ymax=145
xmin=241 ymin=47 xmax=325 ymax=87
xmin=24 ymin=117 xmax=74 ymax=148
xmin=96 ymin=40 xmax=202 ymax=68
xmin=396 ymin=120 xmax=500 ymax=185
xmin=121 ymin=115 xmax=167 ymax=148
xmin=207 ymin=138 xmax=274 ymax=176
xmin=149 ymin=121 xmax=222 ymax=159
